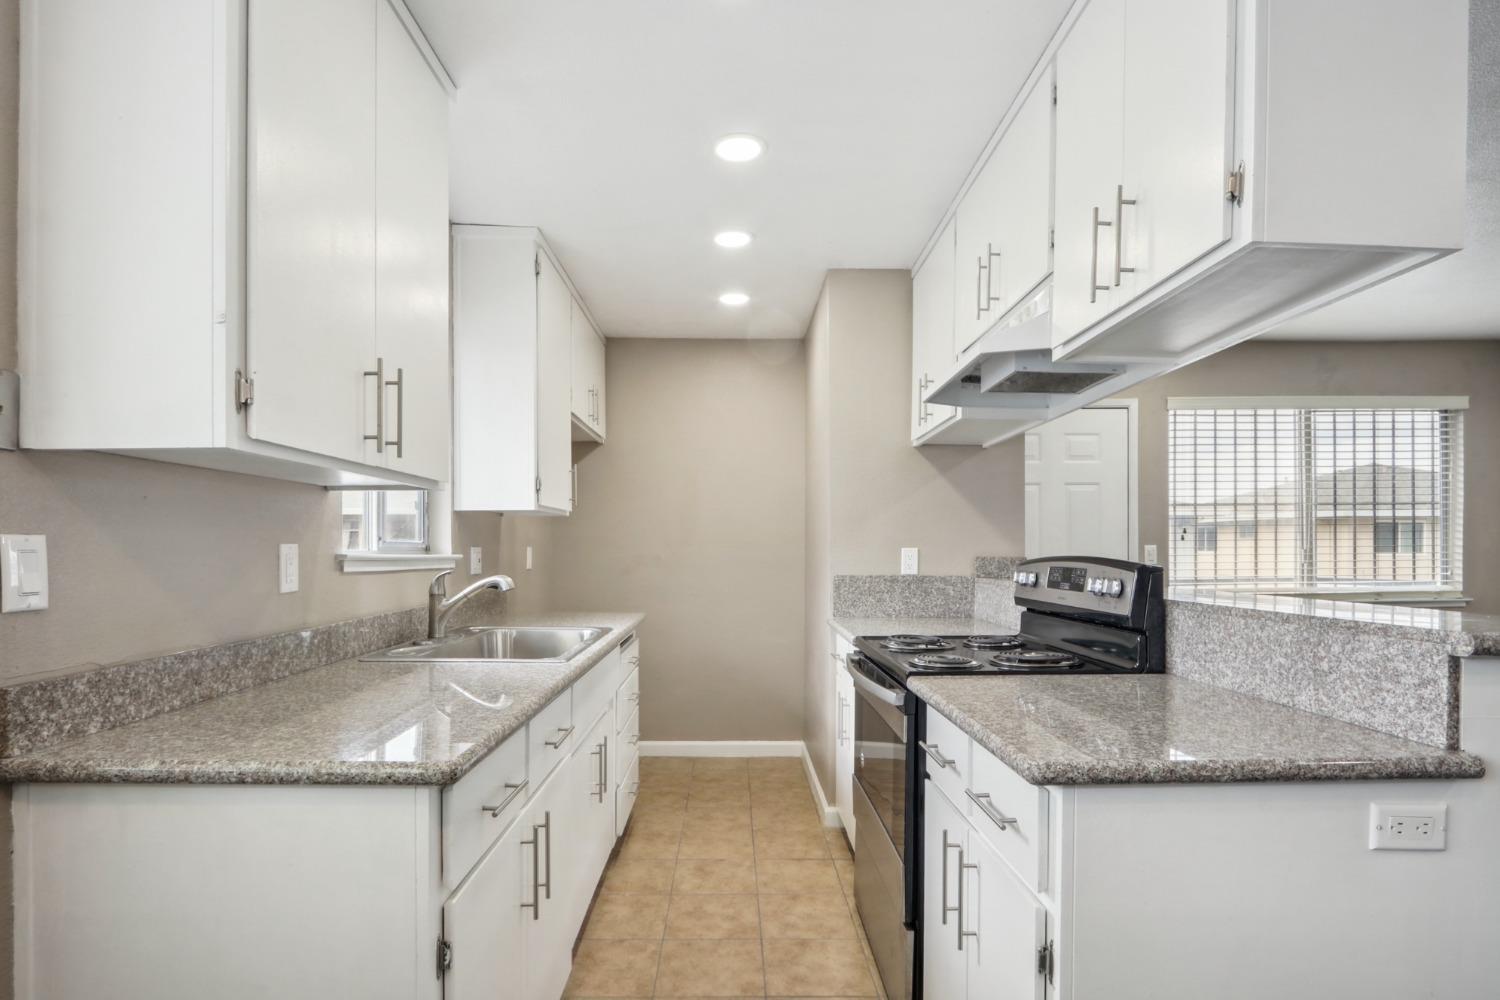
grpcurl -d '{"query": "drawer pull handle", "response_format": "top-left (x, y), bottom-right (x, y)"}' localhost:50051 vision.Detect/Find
top-left (481, 779), bottom-right (528, 818)
top-left (544, 725), bottom-right (574, 749)
top-left (918, 741), bottom-right (955, 770)
top-left (966, 789), bottom-right (1018, 832)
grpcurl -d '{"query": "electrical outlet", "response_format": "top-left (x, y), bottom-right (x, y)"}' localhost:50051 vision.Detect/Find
top-left (1143, 543), bottom-right (1159, 565)
top-left (526, 545), bottom-right (534, 571)
top-left (469, 546), bottom-right (483, 575)
top-left (900, 548), bottom-right (919, 575)
top-left (278, 543), bottom-right (299, 594)
top-left (1369, 803), bottom-right (1447, 851)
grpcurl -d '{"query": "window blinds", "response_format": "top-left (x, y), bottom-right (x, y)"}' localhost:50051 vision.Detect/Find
top-left (1167, 403), bottom-right (1464, 592)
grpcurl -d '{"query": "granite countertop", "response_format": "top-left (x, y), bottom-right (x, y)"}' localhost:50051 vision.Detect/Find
top-left (1169, 588), bottom-right (1500, 657)
top-left (830, 616), bottom-right (1011, 643)
top-left (909, 673), bottom-right (1485, 786)
top-left (0, 612), bottom-right (644, 787)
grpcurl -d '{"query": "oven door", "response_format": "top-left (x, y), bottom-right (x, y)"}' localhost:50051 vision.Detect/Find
top-left (848, 653), bottom-right (910, 861)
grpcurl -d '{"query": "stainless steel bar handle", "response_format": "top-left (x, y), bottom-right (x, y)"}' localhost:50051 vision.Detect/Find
top-left (984, 242), bottom-right (1002, 308)
top-left (958, 851), bottom-right (979, 949)
top-left (941, 830), bottom-right (959, 926)
top-left (965, 788), bottom-right (1018, 832)
top-left (1090, 207), bottom-right (1112, 303)
top-left (384, 366), bottom-right (404, 457)
top-left (362, 357), bottom-right (385, 453)
top-left (918, 740), bottom-right (955, 770)
top-left (1114, 184), bottom-right (1136, 286)
top-left (545, 725), bottom-right (575, 749)
top-left (540, 810), bottom-right (552, 898)
top-left (593, 738), bottom-right (608, 801)
top-left (916, 380), bottom-right (926, 426)
top-left (571, 464), bottom-right (578, 508)
top-left (521, 825), bottom-right (541, 919)
top-left (481, 779), bottom-right (529, 818)
top-left (975, 256), bottom-right (987, 319)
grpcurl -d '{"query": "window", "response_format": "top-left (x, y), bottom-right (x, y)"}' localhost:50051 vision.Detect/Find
top-left (1168, 399), bottom-right (1464, 594)
top-left (340, 490), bottom-right (429, 554)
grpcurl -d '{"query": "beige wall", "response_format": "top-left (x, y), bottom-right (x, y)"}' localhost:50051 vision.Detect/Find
top-left (804, 270), bottom-right (1027, 789)
top-left (544, 338), bottom-right (808, 743)
top-left (1123, 339), bottom-right (1500, 612)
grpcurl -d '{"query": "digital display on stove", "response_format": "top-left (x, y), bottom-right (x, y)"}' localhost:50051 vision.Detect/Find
top-left (1047, 566), bottom-right (1089, 592)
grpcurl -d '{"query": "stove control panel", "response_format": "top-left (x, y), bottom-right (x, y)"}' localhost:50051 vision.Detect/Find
top-left (1012, 556), bottom-right (1164, 631)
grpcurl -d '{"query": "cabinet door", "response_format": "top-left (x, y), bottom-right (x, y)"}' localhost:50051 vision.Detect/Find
top-left (1119, 0), bottom-right (1234, 301)
top-left (590, 325), bottom-right (607, 436)
top-left (523, 771), bottom-right (574, 1000)
top-left (564, 709), bottom-right (615, 933)
top-left (1051, 0), bottom-right (1126, 350)
top-left (375, 0), bottom-right (450, 481)
top-left (964, 827), bottom-right (1048, 1000)
top-left (912, 219), bottom-right (958, 441)
top-left (442, 816), bottom-right (526, 1000)
top-left (246, 0), bottom-right (376, 464)
top-left (569, 299), bottom-right (593, 428)
top-left (953, 154), bottom-right (1003, 353)
top-left (922, 781), bottom-right (968, 1000)
top-left (834, 665), bottom-right (856, 837)
top-left (536, 253), bottom-right (574, 511)
top-left (992, 71), bottom-right (1055, 321)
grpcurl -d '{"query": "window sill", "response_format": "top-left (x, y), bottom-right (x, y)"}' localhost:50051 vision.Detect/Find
top-left (336, 552), bottom-right (462, 575)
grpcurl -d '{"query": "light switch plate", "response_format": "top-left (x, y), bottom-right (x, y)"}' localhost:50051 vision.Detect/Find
top-left (900, 548), bottom-right (919, 575)
top-left (2, 534), bottom-right (49, 612)
top-left (526, 546), bottom-right (534, 571)
top-left (278, 543), bottom-right (299, 594)
top-left (1143, 544), bottom-right (1159, 565)
top-left (469, 546), bottom-right (483, 575)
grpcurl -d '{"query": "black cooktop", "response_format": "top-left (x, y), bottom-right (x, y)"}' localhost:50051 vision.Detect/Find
top-left (853, 632), bottom-right (1128, 684)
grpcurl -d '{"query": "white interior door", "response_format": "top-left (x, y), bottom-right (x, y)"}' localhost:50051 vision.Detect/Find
top-left (1025, 406), bottom-right (1131, 558)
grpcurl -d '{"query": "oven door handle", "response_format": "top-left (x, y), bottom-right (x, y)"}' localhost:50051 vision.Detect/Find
top-left (845, 656), bottom-right (905, 707)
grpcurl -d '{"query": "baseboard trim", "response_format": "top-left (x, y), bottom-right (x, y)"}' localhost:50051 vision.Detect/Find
top-left (638, 740), bottom-right (804, 758)
top-left (801, 744), bottom-right (842, 828)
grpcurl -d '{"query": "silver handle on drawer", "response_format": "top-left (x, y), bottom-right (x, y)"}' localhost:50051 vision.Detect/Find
top-left (362, 357), bottom-right (385, 453)
top-left (1114, 184), bottom-right (1136, 286)
top-left (957, 849), bottom-right (979, 950)
top-left (384, 366), bottom-right (404, 457)
top-left (965, 788), bottom-right (1018, 832)
top-left (918, 741), bottom-right (955, 770)
top-left (521, 822), bottom-right (541, 919)
top-left (481, 779), bottom-right (528, 818)
top-left (545, 725), bottom-right (574, 749)
top-left (540, 810), bottom-right (552, 899)
top-left (1090, 206), bottom-right (1112, 303)
top-left (941, 830), bottom-right (960, 926)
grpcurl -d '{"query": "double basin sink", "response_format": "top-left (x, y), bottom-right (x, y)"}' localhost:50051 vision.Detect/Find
top-left (361, 626), bottom-right (608, 664)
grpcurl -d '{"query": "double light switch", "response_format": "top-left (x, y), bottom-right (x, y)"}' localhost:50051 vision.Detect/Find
top-left (2, 534), bottom-right (49, 612)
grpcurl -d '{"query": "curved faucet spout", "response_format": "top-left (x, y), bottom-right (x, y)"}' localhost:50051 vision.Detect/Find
top-left (427, 571), bottom-right (517, 640)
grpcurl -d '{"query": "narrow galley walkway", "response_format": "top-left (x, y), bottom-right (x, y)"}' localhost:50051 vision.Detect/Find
top-left (564, 755), bottom-right (886, 999)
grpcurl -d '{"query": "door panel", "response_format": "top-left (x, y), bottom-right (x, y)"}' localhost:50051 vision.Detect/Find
top-left (247, 0), bottom-right (375, 463)
top-left (954, 153), bottom-right (1002, 352)
top-left (1025, 406), bottom-right (1130, 558)
top-left (965, 826), bottom-right (1048, 1000)
top-left (923, 782), bottom-right (967, 1000)
top-left (1051, 0), bottom-right (1125, 349)
top-left (442, 819), bottom-right (524, 1000)
top-left (991, 71), bottom-right (1055, 326)
top-left (912, 219), bottom-right (958, 440)
top-left (375, 0), bottom-right (449, 480)
top-left (1120, 0), bottom-right (1235, 301)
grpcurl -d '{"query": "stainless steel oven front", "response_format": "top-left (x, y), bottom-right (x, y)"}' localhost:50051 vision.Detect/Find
top-left (847, 653), bottom-right (916, 1000)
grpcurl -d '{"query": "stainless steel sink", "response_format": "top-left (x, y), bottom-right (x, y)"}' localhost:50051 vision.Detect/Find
top-left (362, 626), bottom-right (607, 664)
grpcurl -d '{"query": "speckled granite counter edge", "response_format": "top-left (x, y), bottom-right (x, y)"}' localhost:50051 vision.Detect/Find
top-left (0, 612), bottom-right (645, 787)
top-left (829, 616), bottom-right (1011, 644)
top-left (911, 678), bottom-right (1484, 786)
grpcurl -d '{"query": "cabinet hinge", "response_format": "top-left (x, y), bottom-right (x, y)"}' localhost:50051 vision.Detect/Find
top-left (436, 937), bottom-right (452, 978)
top-left (535, 476), bottom-right (542, 497)
top-left (534, 253), bottom-right (541, 277)
top-left (1051, 82), bottom-right (1057, 105)
top-left (1048, 227), bottom-right (1055, 250)
top-left (1037, 940), bottom-right (1055, 985)
top-left (234, 369), bottom-right (254, 411)
top-left (1226, 161), bottom-right (1245, 204)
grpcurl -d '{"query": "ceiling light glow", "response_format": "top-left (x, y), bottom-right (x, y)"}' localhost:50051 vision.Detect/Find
top-left (714, 230), bottom-right (753, 249)
top-left (714, 134), bottom-right (765, 163)
top-left (718, 291), bottom-right (750, 307)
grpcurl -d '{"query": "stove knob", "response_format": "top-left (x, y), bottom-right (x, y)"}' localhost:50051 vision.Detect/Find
top-left (1108, 578), bottom-right (1124, 598)
top-left (1025, 572), bottom-right (1038, 587)
top-left (1085, 577), bottom-right (1099, 595)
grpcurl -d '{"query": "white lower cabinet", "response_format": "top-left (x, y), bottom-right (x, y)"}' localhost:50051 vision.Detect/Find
top-left (831, 633), bottom-right (857, 838)
top-left (566, 707), bottom-right (617, 933)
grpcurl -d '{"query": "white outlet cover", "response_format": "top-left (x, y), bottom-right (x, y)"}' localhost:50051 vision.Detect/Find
top-left (1369, 802), bottom-right (1447, 850)
top-left (1143, 543), bottom-right (1159, 565)
top-left (469, 546), bottom-right (483, 575)
top-left (526, 546), bottom-right (534, 570)
top-left (900, 547), bottom-right (919, 575)
top-left (278, 543), bottom-right (299, 594)
top-left (1, 534), bottom-right (49, 613)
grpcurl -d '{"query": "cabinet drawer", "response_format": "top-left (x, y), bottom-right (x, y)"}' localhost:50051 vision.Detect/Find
top-left (616, 752), bottom-right (640, 837)
top-left (967, 742), bottom-right (1048, 891)
top-left (615, 666), bottom-right (640, 735)
top-left (920, 706), bottom-right (973, 812)
top-left (575, 646), bottom-right (622, 731)
top-left (443, 728), bottom-right (528, 886)
top-left (617, 705), bottom-right (641, 779)
top-left (527, 690), bottom-right (574, 788)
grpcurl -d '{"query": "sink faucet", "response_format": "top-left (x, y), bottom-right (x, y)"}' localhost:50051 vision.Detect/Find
top-left (428, 570), bottom-right (515, 640)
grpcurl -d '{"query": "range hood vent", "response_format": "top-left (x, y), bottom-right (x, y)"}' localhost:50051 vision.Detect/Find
top-left (977, 350), bottom-right (1124, 395)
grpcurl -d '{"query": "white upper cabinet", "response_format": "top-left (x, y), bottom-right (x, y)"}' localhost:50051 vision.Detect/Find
top-left (452, 226), bottom-right (577, 515)
top-left (912, 219), bottom-right (959, 441)
top-left (570, 302), bottom-right (608, 442)
top-left (19, 0), bottom-right (451, 488)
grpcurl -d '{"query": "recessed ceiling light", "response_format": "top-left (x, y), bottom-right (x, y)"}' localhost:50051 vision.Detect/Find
top-left (719, 291), bottom-right (750, 307)
top-left (714, 230), bottom-right (753, 249)
top-left (714, 134), bottom-right (765, 163)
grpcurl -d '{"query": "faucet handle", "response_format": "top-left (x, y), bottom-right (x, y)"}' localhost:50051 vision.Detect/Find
top-left (428, 570), bottom-right (453, 597)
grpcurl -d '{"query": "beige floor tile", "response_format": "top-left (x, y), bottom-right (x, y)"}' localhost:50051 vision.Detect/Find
top-left (754, 827), bottom-right (832, 860)
top-left (672, 858), bottom-right (759, 894)
top-left (825, 828), bottom-right (853, 860)
top-left (582, 892), bottom-right (671, 940)
top-left (602, 858), bottom-right (676, 894)
top-left (655, 939), bottom-right (765, 997)
top-left (751, 784), bottom-right (817, 808)
top-left (747, 755), bottom-right (804, 774)
top-left (749, 772), bottom-right (809, 793)
top-left (759, 892), bottom-right (857, 939)
top-left (564, 938), bottom-right (661, 997)
top-left (641, 756), bottom-right (695, 776)
top-left (678, 826), bottom-right (755, 860)
top-left (751, 802), bottom-right (826, 831)
top-left (691, 757), bottom-right (750, 775)
top-left (689, 785), bottom-right (753, 807)
top-left (616, 826), bottom-right (682, 861)
top-left (834, 859), bottom-right (855, 894)
top-left (682, 809), bottom-right (753, 836)
top-left (758, 858), bottom-right (841, 893)
top-left (664, 893), bottom-right (761, 939)
top-left (627, 811), bottom-right (687, 837)
top-left (763, 938), bottom-right (877, 997)
top-left (635, 789), bottom-right (692, 814)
